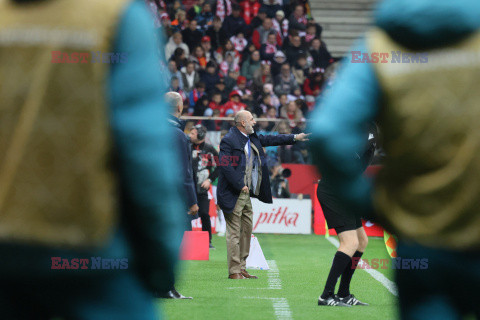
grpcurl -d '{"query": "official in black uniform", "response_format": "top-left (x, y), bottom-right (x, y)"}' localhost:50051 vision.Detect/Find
top-left (317, 129), bottom-right (376, 307)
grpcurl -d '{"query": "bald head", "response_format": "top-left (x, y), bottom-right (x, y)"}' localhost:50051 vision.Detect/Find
top-left (234, 110), bottom-right (250, 126)
top-left (235, 110), bottom-right (256, 135)
top-left (165, 91), bottom-right (183, 117)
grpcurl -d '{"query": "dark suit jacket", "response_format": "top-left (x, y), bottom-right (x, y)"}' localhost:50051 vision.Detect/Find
top-left (169, 116), bottom-right (197, 209)
top-left (217, 126), bottom-right (295, 213)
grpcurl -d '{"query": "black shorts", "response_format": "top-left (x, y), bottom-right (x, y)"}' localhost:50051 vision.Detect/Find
top-left (317, 182), bottom-right (362, 234)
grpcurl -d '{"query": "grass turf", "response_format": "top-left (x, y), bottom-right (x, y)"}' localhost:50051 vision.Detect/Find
top-left (160, 234), bottom-right (398, 320)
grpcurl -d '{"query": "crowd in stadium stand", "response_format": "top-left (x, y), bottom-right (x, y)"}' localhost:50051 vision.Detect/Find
top-left (147, 0), bottom-right (337, 164)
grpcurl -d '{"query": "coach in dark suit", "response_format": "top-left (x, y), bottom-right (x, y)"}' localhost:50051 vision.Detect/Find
top-left (165, 92), bottom-right (198, 299)
top-left (217, 110), bottom-right (310, 279)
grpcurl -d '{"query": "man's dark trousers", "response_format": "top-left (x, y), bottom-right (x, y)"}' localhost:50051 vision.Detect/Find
top-left (197, 193), bottom-right (212, 243)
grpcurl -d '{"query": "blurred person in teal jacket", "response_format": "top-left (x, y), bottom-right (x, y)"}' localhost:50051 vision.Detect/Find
top-left (0, 0), bottom-right (184, 319)
top-left (309, 0), bottom-right (480, 318)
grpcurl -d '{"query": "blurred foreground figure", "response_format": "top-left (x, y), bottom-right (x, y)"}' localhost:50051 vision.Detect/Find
top-left (0, 0), bottom-right (184, 319)
top-left (309, 0), bottom-right (480, 318)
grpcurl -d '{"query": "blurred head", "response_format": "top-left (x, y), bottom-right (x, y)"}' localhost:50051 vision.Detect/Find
top-left (171, 77), bottom-right (179, 89)
top-left (277, 120), bottom-right (291, 134)
top-left (281, 63), bottom-right (290, 76)
top-left (292, 35), bottom-right (301, 47)
top-left (213, 16), bottom-right (222, 29)
top-left (279, 94), bottom-right (288, 105)
top-left (172, 32), bottom-right (183, 45)
top-left (215, 79), bottom-right (225, 90)
top-left (287, 101), bottom-right (297, 113)
top-left (235, 110), bottom-right (256, 135)
top-left (267, 32), bottom-right (277, 45)
top-left (262, 63), bottom-right (271, 75)
top-left (201, 37), bottom-right (211, 51)
top-left (297, 55), bottom-right (307, 68)
top-left (173, 48), bottom-right (185, 61)
top-left (224, 40), bottom-right (234, 51)
top-left (263, 94), bottom-right (271, 105)
top-left (263, 18), bottom-right (273, 30)
top-left (275, 10), bottom-right (285, 21)
top-left (212, 93), bottom-right (222, 104)
top-left (202, 3), bottom-right (211, 13)
top-left (311, 38), bottom-right (321, 50)
top-left (194, 46), bottom-right (205, 57)
top-left (165, 91), bottom-right (183, 116)
top-left (228, 70), bottom-right (239, 80)
top-left (295, 98), bottom-right (306, 111)
top-left (263, 83), bottom-right (273, 93)
top-left (294, 5), bottom-right (304, 17)
top-left (251, 50), bottom-right (260, 62)
top-left (189, 19), bottom-right (198, 31)
top-left (258, 10), bottom-right (267, 21)
top-left (186, 61), bottom-right (195, 73)
top-left (274, 51), bottom-right (286, 64)
top-left (267, 106), bottom-right (277, 118)
top-left (232, 6), bottom-right (240, 17)
top-left (206, 61), bottom-right (216, 74)
top-left (189, 124), bottom-right (207, 144)
top-left (307, 23), bottom-right (316, 36)
top-left (168, 60), bottom-right (177, 72)
top-left (176, 10), bottom-right (186, 21)
top-left (197, 81), bottom-right (206, 93)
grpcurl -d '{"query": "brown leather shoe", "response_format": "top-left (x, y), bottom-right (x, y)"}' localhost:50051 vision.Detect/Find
top-left (228, 273), bottom-right (246, 279)
top-left (241, 269), bottom-right (258, 279)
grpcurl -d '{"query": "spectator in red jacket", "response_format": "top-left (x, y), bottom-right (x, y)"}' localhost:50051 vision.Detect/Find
top-left (303, 68), bottom-right (324, 97)
top-left (252, 18), bottom-right (282, 50)
top-left (220, 90), bottom-right (246, 116)
top-left (209, 92), bottom-right (223, 112)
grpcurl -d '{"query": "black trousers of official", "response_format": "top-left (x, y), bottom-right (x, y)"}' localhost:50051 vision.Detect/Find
top-left (197, 193), bottom-right (212, 243)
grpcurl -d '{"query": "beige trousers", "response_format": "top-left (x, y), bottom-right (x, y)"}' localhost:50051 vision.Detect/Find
top-left (225, 191), bottom-right (253, 275)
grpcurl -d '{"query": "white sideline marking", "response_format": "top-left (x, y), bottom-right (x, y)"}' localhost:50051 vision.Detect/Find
top-left (226, 287), bottom-right (280, 290)
top-left (243, 297), bottom-right (292, 320)
top-left (326, 237), bottom-right (398, 296)
top-left (266, 260), bottom-right (282, 289)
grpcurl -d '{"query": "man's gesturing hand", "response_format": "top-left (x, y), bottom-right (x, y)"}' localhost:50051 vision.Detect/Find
top-left (294, 133), bottom-right (311, 141)
top-left (241, 186), bottom-right (249, 193)
top-left (189, 204), bottom-right (199, 215)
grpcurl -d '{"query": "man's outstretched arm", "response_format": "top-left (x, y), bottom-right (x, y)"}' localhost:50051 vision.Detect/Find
top-left (258, 132), bottom-right (310, 147)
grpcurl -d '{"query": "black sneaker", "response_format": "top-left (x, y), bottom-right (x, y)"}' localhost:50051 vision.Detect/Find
top-left (209, 243), bottom-right (215, 250)
top-left (318, 295), bottom-right (351, 307)
top-left (158, 288), bottom-right (193, 299)
top-left (338, 294), bottom-right (368, 306)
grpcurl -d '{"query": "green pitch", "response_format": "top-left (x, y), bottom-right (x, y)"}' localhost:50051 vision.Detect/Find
top-left (160, 234), bottom-right (398, 320)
